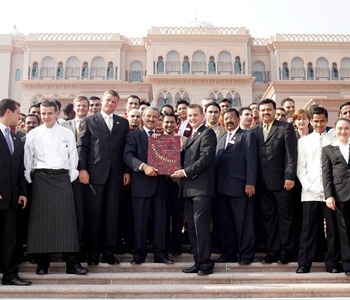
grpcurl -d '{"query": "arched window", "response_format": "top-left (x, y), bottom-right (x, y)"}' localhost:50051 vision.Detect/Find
top-left (174, 90), bottom-right (190, 103)
top-left (56, 62), bottom-right (64, 80)
top-left (157, 90), bottom-right (174, 107)
top-left (156, 56), bottom-right (164, 74)
top-left (340, 57), bottom-right (350, 80)
top-left (15, 69), bottom-right (21, 81)
top-left (166, 51), bottom-right (180, 74)
top-left (291, 57), bottom-right (304, 80)
top-left (82, 62), bottom-right (89, 80)
top-left (225, 90), bottom-right (241, 107)
top-left (66, 56), bottom-right (80, 79)
top-left (281, 62), bottom-right (289, 80)
top-left (107, 62), bottom-right (115, 80)
top-left (315, 57), bottom-right (330, 80)
top-left (234, 56), bottom-right (242, 74)
top-left (31, 62), bottom-right (39, 80)
top-left (91, 56), bottom-right (105, 79)
top-left (218, 51), bottom-right (232, 74)
top-left (332, 62), bottom-right (339, 80)
top-left (192, 51), bottom-right (206, 74)
top-left (307, 62), bottom-right (314, 80)
top-left (182, 56), bottom-right (190, 74)
top-left (130, 60), bottom-right (143, 82)
top-left (208, 56), bottom-right (216, 74)
top-left (40, 57), bottom-right (55, 79)
top-left (252, 61), bottom-right (266, 83)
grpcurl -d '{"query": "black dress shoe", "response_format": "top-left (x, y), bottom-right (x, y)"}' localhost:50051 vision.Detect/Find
top-left (261, 255), bottom-right (277, 264)
top-left (239, 260), bottom-right (252, 265)
top-left (102, 256), bottom-right (119, 265)
top-left (277, 255), bottom-right (289, 264)
top-left (2, 277), bottom-right (32, 286)
top-left (214, 255), bottom-right (237, 263)
top-left (87, 256), bottom-right (99, 266)
top-left (131, 258), bottom-right (143, 265)
top-left (66, 264), bottom-right (88, 275)
top-left (154, 257), bottom-right (174, 264)
top-left (197, 268), bottom-right (213, 275)
top-left (36, 267), bottom-right (48, 275)
top-left (326, 267), bottom-right (341, 273)
top-left (296, 266), bottom-right (310, 273)
top-left (183, 265), bottom-right (200, 273)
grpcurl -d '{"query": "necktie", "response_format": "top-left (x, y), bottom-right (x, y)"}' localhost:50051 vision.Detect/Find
top-left (105, 115), bottom-right (113, 131)
top-left (4, 128), bottom-right (13, 154)
top-left (148, 130), bottom-right (154, 137)
top-left (191, 131), bottom-right (197, 139)
top-left (225, 132), bottom-right (233, 149)
top-left (263, 123), bottom-right (269, 141)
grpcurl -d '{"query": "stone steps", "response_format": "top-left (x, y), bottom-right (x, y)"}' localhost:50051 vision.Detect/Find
top-left (5, 254), bottom-right (350, 298)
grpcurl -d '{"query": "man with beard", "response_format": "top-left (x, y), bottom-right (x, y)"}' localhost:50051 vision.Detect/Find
top-left (205, 102), bottom-right (225, 138)
top-left (127, 109), bottom-right (142, 131)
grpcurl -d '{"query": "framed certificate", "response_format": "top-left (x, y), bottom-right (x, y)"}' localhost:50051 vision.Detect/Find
top-left (148, 135), bottom-right (181, 175)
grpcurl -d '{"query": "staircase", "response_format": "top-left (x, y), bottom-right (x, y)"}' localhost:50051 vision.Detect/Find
top-left (3, 254), bottom-right (350, 298)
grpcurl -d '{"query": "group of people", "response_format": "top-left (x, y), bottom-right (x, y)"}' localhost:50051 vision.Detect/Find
top-left (1, 92), bottom-right (350, 286)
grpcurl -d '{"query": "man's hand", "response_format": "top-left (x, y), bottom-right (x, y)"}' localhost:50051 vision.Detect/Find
top-left (284, 179), bottom-right (295, 191)
top-left (79, 170), bottom-right (90, 184)
top-left (142, 164), bottom-right (158, 176)
top-left (170, 169), bottom-right (185, 179)
top-left (326, 197), bottom-right (336, 210)
top-left (123, 173), bottom-right (131, 185)
top-left (18, 195), bottom-right (27, 209)
top-left (245, 185), bottom-right (255, 197)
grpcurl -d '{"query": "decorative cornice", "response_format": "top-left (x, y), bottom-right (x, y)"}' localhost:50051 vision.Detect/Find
top-left (143, 75), bottom-right (255, 85)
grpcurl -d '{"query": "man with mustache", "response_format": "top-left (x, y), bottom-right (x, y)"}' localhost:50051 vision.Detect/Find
top-left (252, 98), bottom-right (297, 265)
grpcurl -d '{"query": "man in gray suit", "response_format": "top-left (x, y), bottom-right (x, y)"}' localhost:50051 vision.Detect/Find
top-left (171, 104), bottom-right (217, 275)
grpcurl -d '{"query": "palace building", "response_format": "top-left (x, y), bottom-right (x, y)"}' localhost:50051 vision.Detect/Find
top-left (1, 21), bottom-right (350, 117)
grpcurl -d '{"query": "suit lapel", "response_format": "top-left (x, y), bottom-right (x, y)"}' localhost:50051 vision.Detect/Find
top-left (111, 114), bottom-right (121, 133)
top-left (186, 125), bottom-right (205, 148)
top-left (264, 120), bottom-right (278, 143)
top-left (96, 113), bottom-right (110, 132)
top-left (333, 146), bottom-right (349, 167)
top-left (0, 130), bottom-right (14, 156)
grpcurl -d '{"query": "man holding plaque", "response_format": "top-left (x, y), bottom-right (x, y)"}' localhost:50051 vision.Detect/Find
top-left (124, 107), bottom-right (174, 265)
top-left (171, 104), bottom-right (217, 275)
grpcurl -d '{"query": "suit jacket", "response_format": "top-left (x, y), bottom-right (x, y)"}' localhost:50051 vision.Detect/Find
top-left (124, 129), bottom-right (166, 198)
top-left (0, 130), bottom-right (26, 210)
top-left (322, 144), bottom-right (350, 202)
top-left (252, 119), bottom-right (297, 191)
top-left (77, 112), bottom-right (129, 185)
top-left (61, 119), bottom-right (79, 140)
top-left (216, 128), bottom-right (258, 197)
top-left (180, 125), bottom-right (217, 198)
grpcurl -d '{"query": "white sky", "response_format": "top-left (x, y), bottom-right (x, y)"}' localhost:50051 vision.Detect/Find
top-left (1, 0), bottom-right (350, 38)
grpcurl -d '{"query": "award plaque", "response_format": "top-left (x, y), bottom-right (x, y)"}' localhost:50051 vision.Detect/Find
top-left (148, 135), bottom-right (181, 175)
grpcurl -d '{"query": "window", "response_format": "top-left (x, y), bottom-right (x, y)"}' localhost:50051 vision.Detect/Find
top-left (208, 56), bottom-right (216, 74)
top-left (130, 60), bottom-right (143, 82)
top-left (332, 62), bottom-right (339, 80)
top-left (281, 62), bottom-right (289, 80)
top-left (31, 62), bottom-right (39, 79)
top-left (291, 57), bottom-right (304, 80)
top-left (157, 56), bottom-right (164, 74)
top-left (307, 62), bottom-right (314, 80)
top-left (340, 57), bottom-right (350, 80)
top-left (56, 62), bottom-right (64, 80)
top-left (174, 90), bottom-right (190, 103)
top-left (82, 62), bottom-right (89, 80)
top-left (315, 57), bottom-right (330, 80)
top-left (91, 57), bottom-right (105, 79)
top-left (15, 69), bottom-right (21, 81)
top-left (66, 57), bottom-right (80, 79)
top-left (40, 57), bottom-right (55, 79)
top-left (218, 51), bottom-right (232, 74)
top-left (157, 90), bottom-right (173, 107)
top-left (192, 51), bottom-right (206, 74)
top-left (107, 62), bottom-right (115, 79)
top-left (182, 56), bottom-right (190, 74)
top-left (166, 51), bottom-right (180, 74)
top-left (252, 61), bottom-right (266, 83)
top-left (234, 56), bottom-right (242, 74)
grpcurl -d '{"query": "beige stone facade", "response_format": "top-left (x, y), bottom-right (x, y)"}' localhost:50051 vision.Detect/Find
top-left (1, 22), bottom-right (350, 117)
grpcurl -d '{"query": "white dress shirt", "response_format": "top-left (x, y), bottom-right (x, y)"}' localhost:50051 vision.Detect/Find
top-left (297, 131), bottom-right (335, 202)
top-left (24, 122), bottom-right (79, 183)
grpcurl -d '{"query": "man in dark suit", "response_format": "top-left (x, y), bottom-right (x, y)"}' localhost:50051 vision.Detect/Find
top-left (77, 90), bottom-right (130, 265)
top-left (124, 107), bottom-right (173, 265)
top-left (252, 98), bottom-right (297, 264)
top-left (322, 118), bottom-right (350, 276)
top-left (215, 108), bottom-right (258, 265)
top-left (171, 104), bottom-right (217, 275)
top-left (0, 98), bottom-right (31, 286)
top-left (62, 96), bottom-right (89, 256)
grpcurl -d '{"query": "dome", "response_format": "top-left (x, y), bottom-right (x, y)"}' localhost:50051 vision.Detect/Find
top-left (186, 20), bottom-right (215, 28)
